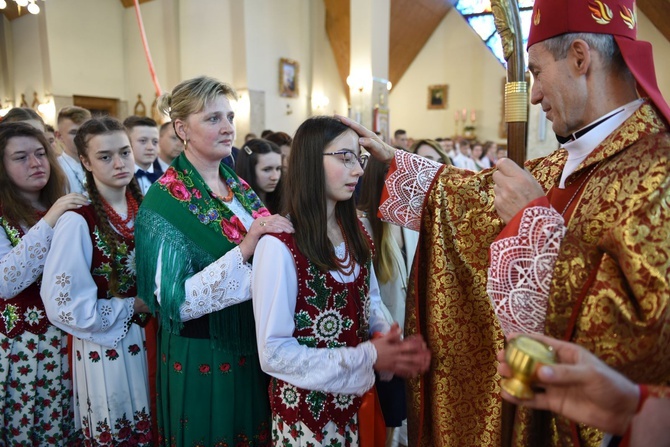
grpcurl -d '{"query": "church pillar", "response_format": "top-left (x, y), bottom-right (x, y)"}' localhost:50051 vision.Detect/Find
top-left (348, 0), bottom-right (390, 132)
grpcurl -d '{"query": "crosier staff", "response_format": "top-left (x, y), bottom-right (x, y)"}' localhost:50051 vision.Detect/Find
top-left (490, 1), bottom-right (528, 446)
top-left (492, 0), bottom-right (528, 166)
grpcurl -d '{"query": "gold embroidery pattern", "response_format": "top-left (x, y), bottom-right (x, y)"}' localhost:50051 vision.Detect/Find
top-left (405, 103), bottom-right (670, 447)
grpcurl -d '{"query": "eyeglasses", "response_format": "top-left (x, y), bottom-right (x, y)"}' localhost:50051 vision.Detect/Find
top-left (323, 150), bottom-right (368, 170)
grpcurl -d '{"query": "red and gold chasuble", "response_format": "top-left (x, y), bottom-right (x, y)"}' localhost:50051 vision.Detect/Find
top-left (385, 103), bottom-right (670, 447)
top-left (268, 232), bottom-right (371, 435)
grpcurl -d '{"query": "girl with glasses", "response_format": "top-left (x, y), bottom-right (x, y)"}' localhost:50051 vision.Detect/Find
top-left (252, 116), bottom-right (430, 446)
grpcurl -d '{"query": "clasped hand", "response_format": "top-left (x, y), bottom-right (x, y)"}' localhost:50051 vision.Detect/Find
top-left (372, 323), bottom-right (431, 378)
top-left (492, 158), bottom-right (545, 223)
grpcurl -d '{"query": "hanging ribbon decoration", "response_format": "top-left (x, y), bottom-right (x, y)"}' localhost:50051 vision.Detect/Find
top-left (491, 1), bottom-right (528, 445)
top-left (133, 0), bottom-right (162, 97)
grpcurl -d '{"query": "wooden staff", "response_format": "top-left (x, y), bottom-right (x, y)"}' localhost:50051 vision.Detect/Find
top-left (492, 0), bottom-right (528, 166)
top-left (491, 1), bottom-right (528, 445)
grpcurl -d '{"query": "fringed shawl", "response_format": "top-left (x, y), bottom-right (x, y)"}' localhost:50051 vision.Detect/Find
top-left (135, 153), bottom-right (270, 352)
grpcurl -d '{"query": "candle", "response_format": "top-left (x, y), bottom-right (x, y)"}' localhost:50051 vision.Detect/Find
top-left (471, 110), bottom-right (476, 122)
top-left (462, 108), bottom-right (467, 120)
top-left (455, 111), bottom-right (460, 121)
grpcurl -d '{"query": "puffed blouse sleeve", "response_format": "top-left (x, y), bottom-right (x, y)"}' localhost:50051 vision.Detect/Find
top-left (41, 212), bottom-right (135, 348)
top-left (253, 235), bottom-right (381, 396)
top-left (0, 219), bottom-right (53, 299)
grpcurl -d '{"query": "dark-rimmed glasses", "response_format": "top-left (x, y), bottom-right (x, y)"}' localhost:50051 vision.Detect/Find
top-left (323, 150), bottom-right (368, 169)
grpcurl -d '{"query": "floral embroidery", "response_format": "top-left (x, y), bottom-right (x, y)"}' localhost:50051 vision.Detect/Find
top-left (173, 362), bottom-right (183, 373)
top-left (158, 165), bottom-right (271, 244)
top-left (238, 356), bottom-right (246, 367)
top-left (2, 304), bottom-right (20, 333)
top-left (55, 273), bottom-right (71, 287)
top-left (198, 364), bottom-right (211, 375)
top-left (128, 344), bottom-right (141, 356)
top-left (58, 311), bottom-right (73, 325)
top-left (55, 292), bottom-right (71, 307)
top-left (0, 216), bottom-right (22, 246)
top-left (92, 227), bottom-right (135, 295)
top-left (219, 363), bottom-right (231, 373)
top-left (105, 349), bottom-right (119, 360)
top-left (22, 306), bottom-right (44, 326)
top-left (88, 351), bottom-right (101, 363)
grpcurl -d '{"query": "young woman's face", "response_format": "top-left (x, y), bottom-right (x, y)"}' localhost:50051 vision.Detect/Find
top-left (80, 131), bottom-right (135, 192)
top-left (323, 129), bottom-right (364, 207)
top-left (254, 152), bottom-right (282, 193)
top-left (3, 136), bottom-right (50, 195)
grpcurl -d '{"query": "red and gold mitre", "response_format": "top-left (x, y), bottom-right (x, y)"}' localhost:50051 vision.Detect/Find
top-left (528, 0), bottom-right (670, 124)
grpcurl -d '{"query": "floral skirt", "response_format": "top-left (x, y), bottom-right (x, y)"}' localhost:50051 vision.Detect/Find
top-left (156, 330), bottom-right (271, 446)
top-left (0, 326), bottom-right (81, 446)
top-left (272, 415), bottom-right (359, 447)
top-left (72, 324), bottom-right (153, 446)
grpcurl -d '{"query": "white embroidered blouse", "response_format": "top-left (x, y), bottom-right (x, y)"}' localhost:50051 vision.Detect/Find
top-left (252, 235), bottom-right (391, 397)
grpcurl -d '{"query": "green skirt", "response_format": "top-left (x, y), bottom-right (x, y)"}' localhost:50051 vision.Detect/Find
top-left (156, 330), bottom-right (271, 446)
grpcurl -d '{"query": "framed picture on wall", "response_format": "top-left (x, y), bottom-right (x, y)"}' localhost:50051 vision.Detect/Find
top-left (427, 84), bottom-right (448, 109)
top-left (279, 58), bottom-right (299, 98)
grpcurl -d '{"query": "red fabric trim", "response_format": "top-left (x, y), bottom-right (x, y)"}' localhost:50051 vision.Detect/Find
top-left (569, 422), bottom-right (582, 446)
top-left (494, 196), bottom-right (550, 243)
top-left (635, 384), bottom-right (649, 413)
top-left (378, 157), bottom-right (398, 220)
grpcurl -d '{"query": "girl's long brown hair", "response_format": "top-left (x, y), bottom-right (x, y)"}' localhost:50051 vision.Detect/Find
top-left (74, 117), bottom-right (143, 294)
top-left (282, 116), bottom-right (370, 271)
top-left (0, 122), bottom-right (67, 227)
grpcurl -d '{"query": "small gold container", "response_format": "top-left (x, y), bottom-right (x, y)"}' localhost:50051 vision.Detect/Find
top-left (501, 335), bottom-right (556, 400)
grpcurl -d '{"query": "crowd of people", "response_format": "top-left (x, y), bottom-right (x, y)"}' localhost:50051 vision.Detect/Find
top-left (1, 0), bottom-right (669, 445)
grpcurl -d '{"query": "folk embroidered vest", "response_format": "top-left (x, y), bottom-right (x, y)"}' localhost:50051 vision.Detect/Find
top-left (0, 215), bottom-right (50, 338)
top-left (268, 231), bottom-right (372, 433)
top-left (76, 205), bottom-right (136, 298)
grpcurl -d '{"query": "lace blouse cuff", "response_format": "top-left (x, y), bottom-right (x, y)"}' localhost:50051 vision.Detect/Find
top-left (379, 150), bottom-right (441, 231)
top-left (180, 246), bottom-right (252, 321)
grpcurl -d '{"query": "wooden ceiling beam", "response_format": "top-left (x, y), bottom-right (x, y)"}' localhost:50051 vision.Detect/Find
top-left (119, 0), bottom-right (154, 8)
top-left (389, 0), bottom-right (454, 88)
top-left (324, 0), bottom-right (351, 101)
top-left (638, 0), bottom-right (670, 43)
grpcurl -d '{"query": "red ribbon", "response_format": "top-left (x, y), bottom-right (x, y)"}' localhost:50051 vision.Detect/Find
top-left (133, 0), bottom-right (162, 97)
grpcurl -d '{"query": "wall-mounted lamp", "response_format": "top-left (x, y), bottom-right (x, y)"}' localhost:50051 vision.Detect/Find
top-left (0, 0), bottom-right (43, 15)
top-left (0, 98), bottom-right (12, 117)
top-left (311, 93), bottom-right (330, 110)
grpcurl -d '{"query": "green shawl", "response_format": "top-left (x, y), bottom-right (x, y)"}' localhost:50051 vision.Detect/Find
top-left (135, 153), bottom-right (270, 352)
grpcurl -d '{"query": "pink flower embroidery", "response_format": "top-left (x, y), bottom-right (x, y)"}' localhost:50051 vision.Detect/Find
top-left (159, 167), bottom-right (178, 185)
top-left (168, 182), bottom-right (192, 201)
top-left (220, 215), bottom-right (245, 244)
top-left (252, 208), bottom-right (271, 219)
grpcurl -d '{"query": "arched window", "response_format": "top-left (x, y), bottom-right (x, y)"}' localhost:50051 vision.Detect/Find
top-left (455, 0), bottom-right (535, 67)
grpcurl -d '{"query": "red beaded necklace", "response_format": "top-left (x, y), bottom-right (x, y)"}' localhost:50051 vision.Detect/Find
top-left (334, 218), bottom-right (356, 276)
top-left (101, 190), bottom-right (138, 240)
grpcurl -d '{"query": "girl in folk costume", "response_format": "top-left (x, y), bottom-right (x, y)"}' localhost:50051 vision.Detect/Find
top-left (234, 138), bottom-right (283, 214)
top-left (134, 76), bottom-right (293, 447)
top-left (0, 122), bottom-right (88, 445)
top-left (252, 116), bottom-right (431, 447)
top-left (41, 117), bottom-right (156, 445)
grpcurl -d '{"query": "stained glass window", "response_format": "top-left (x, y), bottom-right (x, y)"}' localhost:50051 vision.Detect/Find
top-left (455, 0), bottom-right (535, 67)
